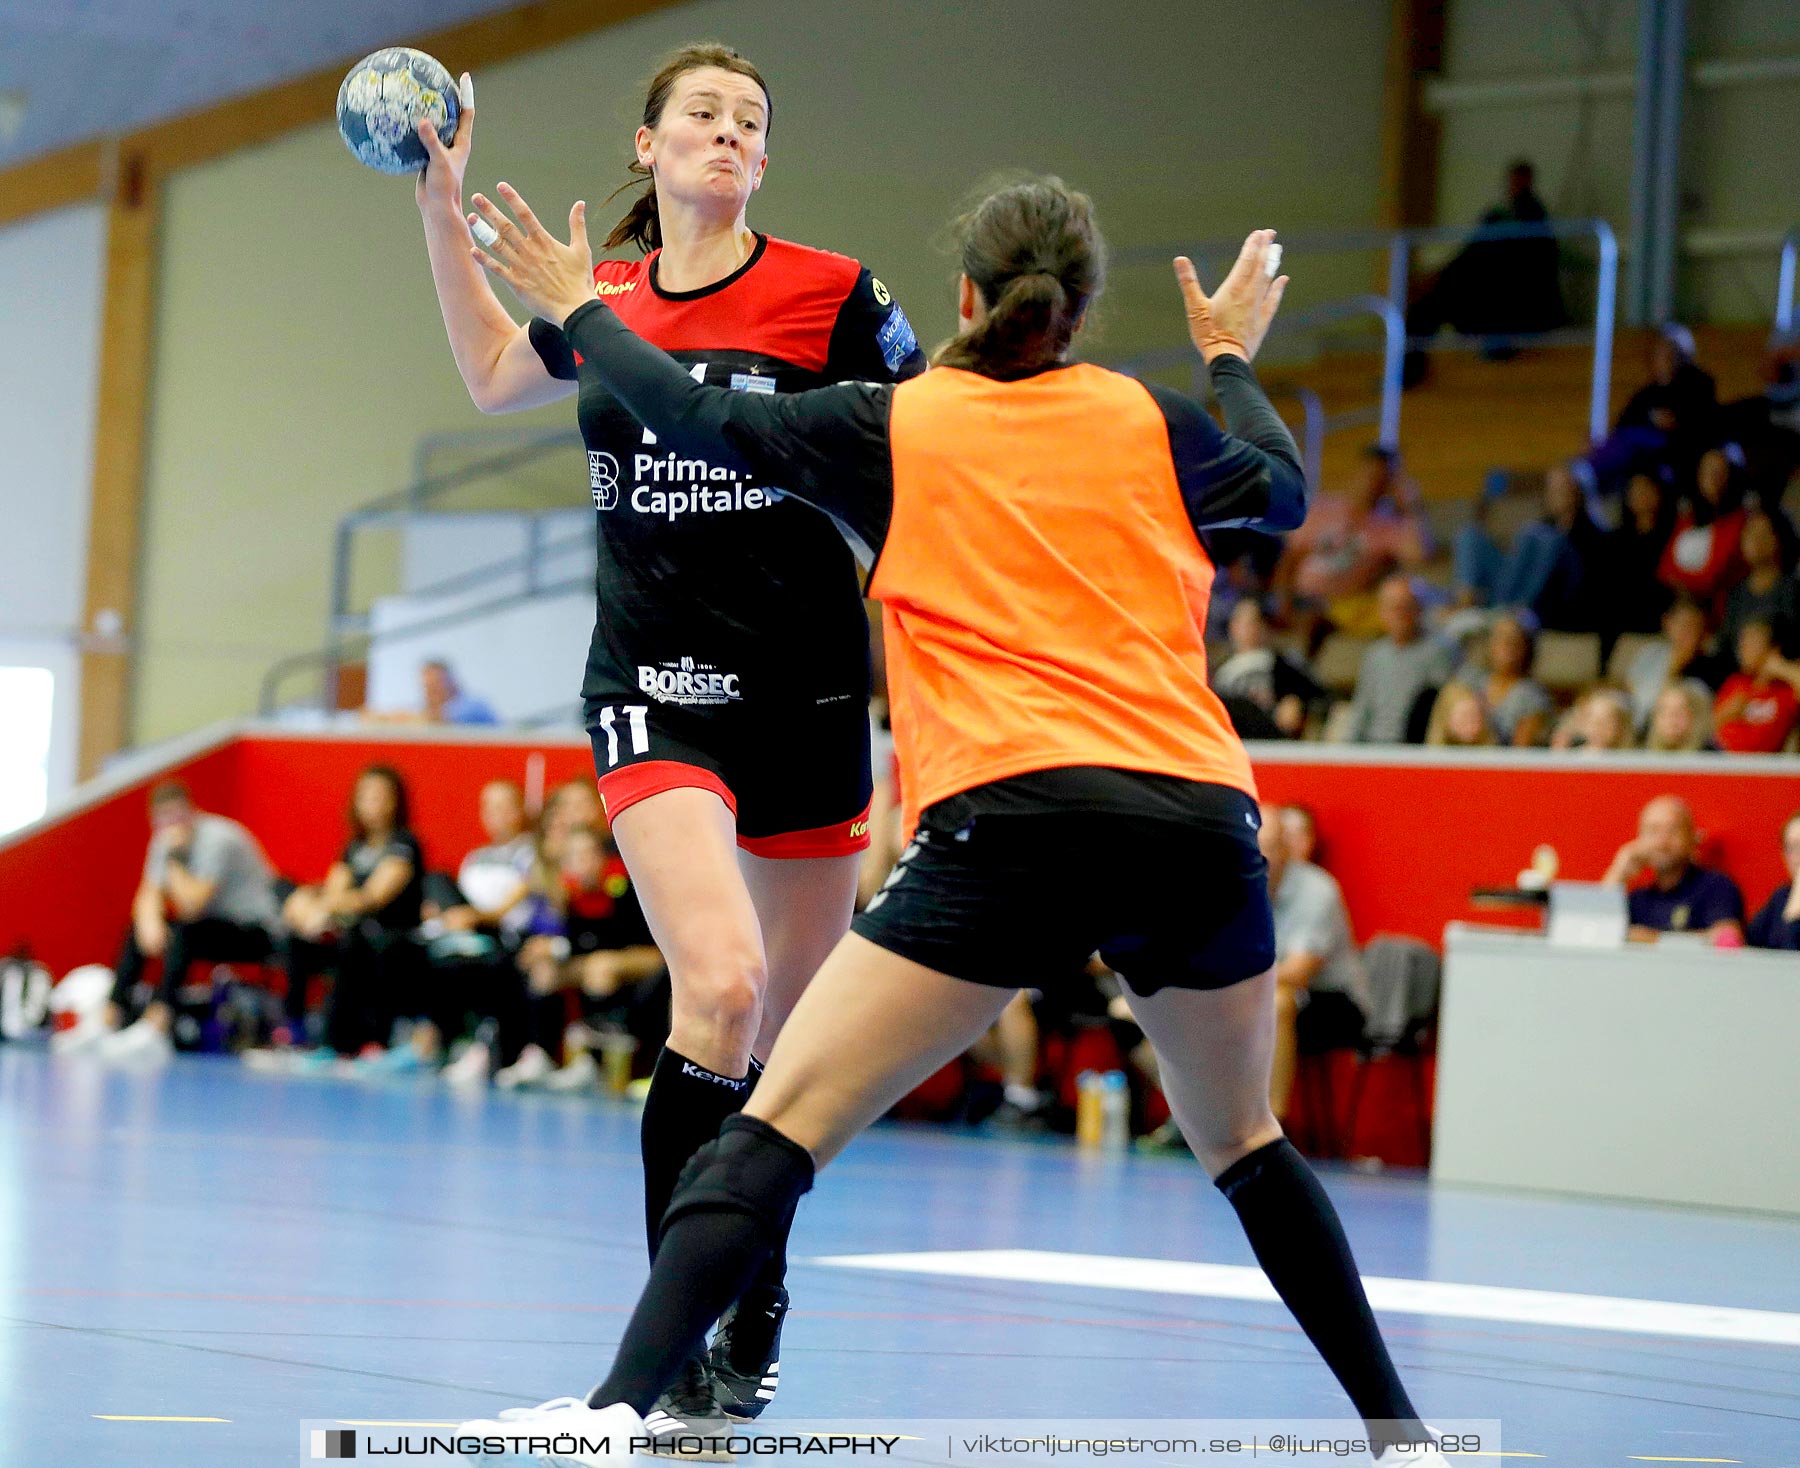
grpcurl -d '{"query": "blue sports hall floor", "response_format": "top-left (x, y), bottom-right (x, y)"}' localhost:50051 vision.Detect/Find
top-left (2, 1046), bottom-right (1796, 1466)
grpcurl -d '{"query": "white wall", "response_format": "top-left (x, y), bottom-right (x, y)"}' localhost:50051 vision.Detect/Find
top-left (0, 201), bottom-right (106, 809)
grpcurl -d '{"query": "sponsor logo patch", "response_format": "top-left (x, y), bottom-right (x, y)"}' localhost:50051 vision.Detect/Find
top-left (588, 450), bottom-right (620, 509)
top-left (877, 304), bottom-right (918, 373)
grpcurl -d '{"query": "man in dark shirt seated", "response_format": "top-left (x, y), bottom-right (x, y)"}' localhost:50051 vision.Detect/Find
top-left (1603, 794), bottom-right (1745, 943)
top-left (1747, 812), bottom-right (1800, 951)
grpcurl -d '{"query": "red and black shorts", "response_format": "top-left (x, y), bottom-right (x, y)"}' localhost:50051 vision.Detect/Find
top-left (584, 693), bottom-right (873, 860)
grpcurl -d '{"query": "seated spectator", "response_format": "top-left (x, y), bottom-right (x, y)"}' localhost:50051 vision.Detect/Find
top-left (496, 823), bottom-right (664, 1090)
top-left (1581, 325), bottom-right (1718, 495)
top-left (1259, 803), bottom-right (1369, 1121)
top-left (1720, 334), bottom-right (1800, 491)
top-left (1281, 803), bottom-right (1320, 866)
top-left (1276, 447), bottom-right (1433, 639)
top-left (1720, 510), bottom-right (1799, 658)
top-left (1659, 449), bottom-right (1748, 615)
top-left (1550, 687), bottom-right (1636, 753)
top-left (1466, 613), bottom-right (1554, 746)
top-left (278, 765), bottom-right (425, 1059)
top-left (1603, 794), bottom-right (1744, 943)
top-left (81, 781), bottom-right (279, 1063)
top-left (1212, 599), bottom-right (1326, 739)
top-left (1626, 597), bottom-right (1732, 729)
top-left (1453, 465), bottom-right (1602, 630)
top-left (1424, 682), bottom-right (1497, 747)
top-left (1713, 619), bottom-right (1800, 754)
top-left (1604, 473), bottom-right (1677, 640)
top-left (1403, 159), bottom-right (1565, 383)
top-left (368, 657), bottom-right (499, 727)
top-left (1642, 681), bottom-right (1717, 753)
top-left (1747, 811), bottom-right (1800, 951)
top-left (408, 780), bottom-right (541, 1083)
top-left (966, 990), bottom-right (1051, 1128)
top-left (1344, 576), bottom-right (1456, 743)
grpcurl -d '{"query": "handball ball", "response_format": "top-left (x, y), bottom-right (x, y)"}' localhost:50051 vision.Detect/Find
top-left (337, 47), bottom-right (459, 175)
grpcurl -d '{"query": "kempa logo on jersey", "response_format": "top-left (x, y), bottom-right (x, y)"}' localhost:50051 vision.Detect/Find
top-left (588, 450), bottom-right (621, 510)
top-left (594, 279), bottom-right (637, 296)
top-left (638, 656), bottom-right (742, 706)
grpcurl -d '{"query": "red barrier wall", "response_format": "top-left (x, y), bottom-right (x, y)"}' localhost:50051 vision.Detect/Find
top-left (1251, 752), bottom-right (1798, 946)
top-left (3, 728), bottom-right (1796, 977)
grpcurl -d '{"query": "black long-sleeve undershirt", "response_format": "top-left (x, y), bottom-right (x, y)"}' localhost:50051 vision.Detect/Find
top-left (559, 298), bottom-right (1308, 556)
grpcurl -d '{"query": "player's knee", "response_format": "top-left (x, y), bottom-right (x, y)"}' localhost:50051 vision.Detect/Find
top-left (673, 950), bottom-right (767, 1034)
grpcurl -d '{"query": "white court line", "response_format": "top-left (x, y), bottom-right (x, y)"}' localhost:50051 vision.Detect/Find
top-left (811, 1250), bottom-right (1800, 1348)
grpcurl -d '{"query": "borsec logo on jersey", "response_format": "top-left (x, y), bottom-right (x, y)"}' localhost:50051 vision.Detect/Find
top-left (588, 450), bottom-right (621, 510)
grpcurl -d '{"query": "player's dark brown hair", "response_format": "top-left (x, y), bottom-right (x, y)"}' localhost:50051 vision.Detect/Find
top-left (936, 176), bottom-right (1106, 382)
top-left (604, 43), bottom-right (773, 256)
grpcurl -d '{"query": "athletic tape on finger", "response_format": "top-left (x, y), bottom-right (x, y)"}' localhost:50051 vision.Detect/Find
top-left (470, 217), bottom-right (499, 248)
top-left (460, 74), bottom-right (474, 111)
top-left (1265, 243), bottom-right (1282, 280)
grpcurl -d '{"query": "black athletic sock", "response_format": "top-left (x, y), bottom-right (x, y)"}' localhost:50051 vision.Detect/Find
top-left (1215, 1138), bottom-right (1426, 1448)
top-left (592, 1115), bottom-right (814, 1413)
top-left (640, 1046), bottom-right (752, 1260)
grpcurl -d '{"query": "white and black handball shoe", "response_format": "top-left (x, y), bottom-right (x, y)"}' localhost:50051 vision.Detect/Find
top-left (708, 1283), bottom-right (788, 1422)
top-left (641, 1355), bottom-right (738, 1461)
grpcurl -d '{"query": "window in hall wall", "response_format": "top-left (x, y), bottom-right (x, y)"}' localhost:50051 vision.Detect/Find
top-left (0, 668), bottom-right (53, 836)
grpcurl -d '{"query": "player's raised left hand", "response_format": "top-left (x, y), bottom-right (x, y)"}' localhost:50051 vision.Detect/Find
top-left (468, 182), bottom-right (594, 325)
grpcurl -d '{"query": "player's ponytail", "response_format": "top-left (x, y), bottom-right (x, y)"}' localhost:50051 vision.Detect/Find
top-left (605, 42), bottom-right (774, 257)
top-left (936, 177), bottom-right (1106, 381)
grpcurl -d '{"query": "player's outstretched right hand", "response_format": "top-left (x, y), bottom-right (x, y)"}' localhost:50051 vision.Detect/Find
top-left (416, 71), bottom-right (475, 213)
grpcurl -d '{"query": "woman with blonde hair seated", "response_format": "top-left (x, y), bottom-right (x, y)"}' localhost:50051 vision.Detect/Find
top-left (1551, 687), bottom-right (1637, 752)
top-left (1643, 681), bottom-right (1716, 752)
top-left (1424, 682), bottom-right (1498, 747)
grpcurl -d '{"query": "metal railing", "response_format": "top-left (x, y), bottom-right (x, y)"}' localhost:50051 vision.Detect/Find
top-left (1113, 218), bottom-right (1620, 444)
top-left (1778, 229), bottom-right (1798, 334)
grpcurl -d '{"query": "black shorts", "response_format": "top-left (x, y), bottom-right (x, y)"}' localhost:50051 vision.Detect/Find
top-left (585, 693), bottom-right (873, 859)
top-left (852, 810), bottom-right (1275, 996)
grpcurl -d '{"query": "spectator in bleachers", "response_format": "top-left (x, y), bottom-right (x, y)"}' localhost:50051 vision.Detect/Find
top-left (1720, 335), bottom-right (1800, 491)
top-left (1424, 682), bottom-right (1497, 747)
top-left (1453, 465), bottom-right (1602, 630)
top-left (1259, 803), bottom-right (1369, 1122)
top-left (495, 823), bottom-right (664, 1090)
top-left (1582, 325), bottom-right (1718, 495)
top-left (1660, 449), bottom-right (1748, 616)
top-left (1642, 681), bottom-right (1717, 753)
top-left (1344, 576), bottom-right (1455, 743)
top-left (278, 765), bottom-right (425, 1059)
top-left (1550, 687), bottom-right (1636, 753)
top-left (1275, 446), bottom-right (1432, 640)
top-left (1281, 804), bottom-right (1320, 866)
top-left (401, 780), bottom-right (541, 1082)
top-left (1402, 159), bottom-right (1565, 385)
top-left (1626, 598), bottom-right (1731, 730)
top-left (83, 781), bottom-right (280, 1063)
top-left (1603, 794), bottom-right (1744, 943)
top-left (1604, 473), bottom-right (1678, 641)
top-left (1747, 812), bottom-right (1800, 951)
top-left (1720, 510), bottom-right (1799, 659)
top-left (368, 657), bottom-right (499, 727)
top-left (1212, 598), bottom-right (1326, 739)
top-left (1467, 613), bottom-right (1554, 746)
top-left (1713, 620), bottom-right (1800, 755)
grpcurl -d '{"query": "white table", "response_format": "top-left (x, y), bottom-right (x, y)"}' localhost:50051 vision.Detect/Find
top-left (1434, 924), bottom-right (1800, 1214)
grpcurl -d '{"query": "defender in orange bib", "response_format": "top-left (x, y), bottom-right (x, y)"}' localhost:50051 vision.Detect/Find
top-left (464, 177), bottom-right (1447, 1463)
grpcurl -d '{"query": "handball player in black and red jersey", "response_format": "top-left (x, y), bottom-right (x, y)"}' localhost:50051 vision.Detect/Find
top-left (413, 43), bottom-right (926, 1436)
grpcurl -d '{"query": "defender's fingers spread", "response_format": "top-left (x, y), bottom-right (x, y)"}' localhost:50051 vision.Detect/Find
top-left (496, 182), bottom-right (542, 233)
top-left (1174, 256), bottom-right (1207, 305)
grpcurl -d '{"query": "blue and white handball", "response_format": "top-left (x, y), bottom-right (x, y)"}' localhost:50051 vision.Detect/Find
top-left (336, 47), bottom-right (459, 175)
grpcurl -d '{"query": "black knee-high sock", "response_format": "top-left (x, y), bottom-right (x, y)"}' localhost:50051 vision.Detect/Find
top-left (640, 1046), bottom-right (752, 1260)
top-left (593, 1116), bottom-right (814, 1413)
top-left (1215, 1139), bottom-right (1425, 1445)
